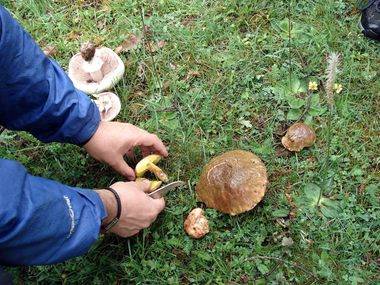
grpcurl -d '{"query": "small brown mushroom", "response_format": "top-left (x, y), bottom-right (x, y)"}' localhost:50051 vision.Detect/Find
top-left (196, 150), bottom-right (268, 216)
top-left (135, 155), bottom-right (169, 182)
top-left (93, 92), bottom-right (121, 122)
top-left (68, 42), bottom-right (125, 94)
top-left (281, 123), bottom-right (316, 152)
top-left (184, 208), bottom-right (209, 239)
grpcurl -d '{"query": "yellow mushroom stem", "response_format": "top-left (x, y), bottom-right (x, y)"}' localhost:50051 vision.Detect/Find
top-left (150, 180), bottom-right (163, 191)
top-left (147, 162), bottom-right (169, 182)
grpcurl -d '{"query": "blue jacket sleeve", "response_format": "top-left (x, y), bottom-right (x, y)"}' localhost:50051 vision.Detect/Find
top-left (0, 159), bottom-right (107, 265)
top-left (0, 5), bottom-right (100, 145)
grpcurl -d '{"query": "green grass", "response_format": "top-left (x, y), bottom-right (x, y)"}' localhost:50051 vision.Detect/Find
top-left (1, 0), bottom-right (379, 283)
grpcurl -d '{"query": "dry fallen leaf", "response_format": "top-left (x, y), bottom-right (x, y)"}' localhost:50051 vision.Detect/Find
top-left (115, 33), bottom-right (141, 54)
top-left (281, 236), bottom-right (294, 247)
top-left (137, 62), bottom-right (147, 81)
top-left (143, 25), bottom-right (152, 37)
top-left (145, 40), bottom-right (166, 53)
top-left (43, 45), bottom-right (57, 57)
top-left (169, 62), bottom-right (178, 70)
top-left (67, 30), bottom-right (81, 41)
top-left (185, 70), bottom-right (201, 81)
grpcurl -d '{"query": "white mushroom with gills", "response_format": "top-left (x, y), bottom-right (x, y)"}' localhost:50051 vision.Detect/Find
top-left (135, 154), bottom-right (169, 183)
top-left (184, 208), bottom-right (210, 239)
top-left (68, 42), bottom-right (125, 94)
top-left (93, 92), bottom-right (121, 122)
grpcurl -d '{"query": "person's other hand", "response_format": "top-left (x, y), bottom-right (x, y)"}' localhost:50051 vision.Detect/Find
top-left (84, 121), bottom-right (168, 180)
top-left (95, 180), bottom-right (165, 237)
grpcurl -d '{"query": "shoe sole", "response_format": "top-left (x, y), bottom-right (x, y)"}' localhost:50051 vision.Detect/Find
top-left (359, 19), bottom-right (380, 41)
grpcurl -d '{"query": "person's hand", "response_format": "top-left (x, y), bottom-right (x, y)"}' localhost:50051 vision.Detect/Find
top-left (84, 121), bottom-right (168, 180)
top-left (95, 180), bottom-right (165, 237)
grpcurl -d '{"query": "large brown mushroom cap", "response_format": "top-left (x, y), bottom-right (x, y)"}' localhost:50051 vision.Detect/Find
top-left (281, 123), bottom-right (316, 152)
top-left (93, 92), bottom-right (121, 121)
top-left (68, 46), bottom-right (125, 94)
top-left (196, 150), bottom-right (268, 216)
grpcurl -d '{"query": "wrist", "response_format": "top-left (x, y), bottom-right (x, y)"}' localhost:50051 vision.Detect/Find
top-left (95, 189), bottom-right (117, 226)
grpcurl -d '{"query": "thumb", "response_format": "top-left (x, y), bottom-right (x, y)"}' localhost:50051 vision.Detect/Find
top-left (151, 197), bottom-right (165, 213)
top-left (112, 157), bottom-right (135, 180)
top-left (134, 178), bottom-right (151, 193)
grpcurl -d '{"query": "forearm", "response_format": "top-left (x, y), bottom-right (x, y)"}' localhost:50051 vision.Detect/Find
top-left (0, 159), bottom-right (106, 265)
top-left (0, 5), bottom-right (100, 145)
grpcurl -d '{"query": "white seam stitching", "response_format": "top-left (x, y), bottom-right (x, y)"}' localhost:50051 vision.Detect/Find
top-left (63, 195), bottom-right (75, 238)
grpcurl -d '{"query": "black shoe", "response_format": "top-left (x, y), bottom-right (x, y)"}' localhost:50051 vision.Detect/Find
top-left (360, 0), bottom-right (380, 41)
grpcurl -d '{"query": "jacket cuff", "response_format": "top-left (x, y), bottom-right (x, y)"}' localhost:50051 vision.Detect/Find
top-left (75, 98), bottom-right (101, 146)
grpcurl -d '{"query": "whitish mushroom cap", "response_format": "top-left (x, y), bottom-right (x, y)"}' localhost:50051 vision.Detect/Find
top-left (184, 208), bottom-right (210, 239)
top-left (68, 47), bottom-right (125, 94)
top-left (196, 150), bottom-right (268, 216)
top-left (281, 123), bottom-right (316, 152)
top-left (93, 92), bottom-right (121, 122)
top-left (135, 154), bottom-right (162, 177)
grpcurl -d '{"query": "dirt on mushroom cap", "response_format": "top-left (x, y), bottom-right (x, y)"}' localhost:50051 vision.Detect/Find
top-left (184, 208), bottom-right (209, 239)
top-left (196, 150), bottom-right (268, 216)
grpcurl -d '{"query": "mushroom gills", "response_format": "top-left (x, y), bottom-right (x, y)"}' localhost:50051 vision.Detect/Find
top-left (82, 57), bottom-right (104, 82)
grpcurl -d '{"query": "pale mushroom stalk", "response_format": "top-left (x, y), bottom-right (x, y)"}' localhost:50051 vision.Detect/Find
top-left (135, 155), bottom-right (169, 183)
top-left (83, 57), bottom-right (104, 82)
top-left (80, 42), bottom-right (104, 83)
top-left (147, 162), bottom-right (169, 183)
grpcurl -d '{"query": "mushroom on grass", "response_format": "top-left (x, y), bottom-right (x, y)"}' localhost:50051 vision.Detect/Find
top-left (196, 150), bottom-right (268, 216)
top-left (93, 92), bottom-right (121, 122)
top-left (281, 123), bottom-right (316, 152)
top-left (184, 208), bottom-right (209, 239)
top-left (68, 42), bottom-right (125, 94)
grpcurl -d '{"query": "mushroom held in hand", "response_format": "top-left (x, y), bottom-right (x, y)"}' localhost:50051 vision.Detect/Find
top-left (68, 42), bottom-right (125, 94)
top-left (184, 208), bottom-right (209, 239)
top-left (281, 123), bottom-right (316, 152)
top-left (93, 92), bottom-right (121, 121)
top-left (196, 150), bottom-right (268, 216)
top-left (136, 178), bottom-right (163, 193)
top-left (135, 154), bottom-right (169, 182)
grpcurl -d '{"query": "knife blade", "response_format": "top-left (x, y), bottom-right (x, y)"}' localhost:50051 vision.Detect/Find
top-left (148, 181), bottom-right (186, 199)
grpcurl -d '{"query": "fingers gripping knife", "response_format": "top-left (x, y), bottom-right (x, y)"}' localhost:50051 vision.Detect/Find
top-left (148, 181), bottom-right (186, 199)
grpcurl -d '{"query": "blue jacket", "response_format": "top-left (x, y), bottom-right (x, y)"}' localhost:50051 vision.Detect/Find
top-left (0, 6), bottom-right (106, 265)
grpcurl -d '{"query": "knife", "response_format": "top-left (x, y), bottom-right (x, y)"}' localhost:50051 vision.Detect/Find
top-left (148, 181), bottom-right (186, 199)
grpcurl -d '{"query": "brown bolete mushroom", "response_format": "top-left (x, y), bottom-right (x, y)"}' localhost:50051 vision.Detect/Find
top-left (281, 123), bottom-right (316, 152)
top-left (135, 154), bottom-right (168, 182)
top-left (184, 208), bottom-right (209, 239)
top-left (196, 150), bottom-right (268, 216)
top-left (93, 92), bottom-right (121, 122)
top-left (68, 42), bottom-right (125, 94)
